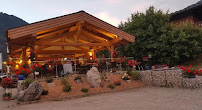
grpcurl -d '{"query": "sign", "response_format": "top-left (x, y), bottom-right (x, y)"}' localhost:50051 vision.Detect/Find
top-left (0, 53), bottom-right (2, 70)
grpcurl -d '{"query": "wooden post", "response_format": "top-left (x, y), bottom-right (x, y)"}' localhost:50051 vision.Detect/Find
top-left (94, 50), bottom-right (97, 59)
top-left (22, 48), bottom-right (27, 65)
top-left (31, 34), bottom-right (37, 61)
top-left (108, 46), bottom-right (114, 62)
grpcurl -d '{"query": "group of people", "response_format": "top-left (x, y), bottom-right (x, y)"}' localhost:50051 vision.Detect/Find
top-left (41, 60), bottom-right (74, 77)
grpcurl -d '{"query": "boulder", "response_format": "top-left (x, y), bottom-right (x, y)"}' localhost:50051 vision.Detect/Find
top-left (18, 81), bottom-right (43, 102)
top-left (86, 67), bottom-right (101, 87)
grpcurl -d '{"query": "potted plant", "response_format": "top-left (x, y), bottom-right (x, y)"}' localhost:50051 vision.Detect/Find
top-left (142, 56), bottom-right (149, 61)
top-left (31, 63), bottom-right (43, 75)
top-left (6, 62), bottom-right (13, 67)
top-left (16, 67), bottom-right (31, 80)
top-left (114, 80), bottom-right (121, 86)
top-left (181, 65), bottom-right (199, 78)
top-left (145, 64), bottom-right (150, 70)
top-left (128, 60), bottom-right (138, 68)
top-left (1, 78), bottom-right (13, 101)
top-left (2, 93), bottom-right (11, 101)
top-left (122, 73), bottom-right (130, 80)
top-left (1, 77), bottom-right (13, 88)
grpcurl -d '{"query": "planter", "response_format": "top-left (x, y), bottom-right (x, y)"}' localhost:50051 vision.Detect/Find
top-left (17, 75), bottom-right (26, 80)
top-left (145, 66), bottom-right (150, 70)
top-left (34, 71), bottom-right (39, 75)
top-left (2, 96), bottom-right (11, 101)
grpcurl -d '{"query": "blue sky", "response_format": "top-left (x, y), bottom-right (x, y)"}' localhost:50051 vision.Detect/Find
top-left (0, 0), bottom-right (199, 26)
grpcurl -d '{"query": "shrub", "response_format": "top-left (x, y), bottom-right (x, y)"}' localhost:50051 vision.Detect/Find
top-left (81, 88), bottom-right (89, 93)
top-left (129, 71), bottom-right (139, 80)
top-left (2, 93), bottom-right (11, 97)
top-left (1, 78), bottom-right (13, 88)
top-left (60, 77), bottom-right (67, 85)
top-left (46, 77), bottom-right (53, 83)
top-left (107, 84), bottom-right (115, 89)
top-left (114, 80), bottom-right (121, 86)
top-left (63, 83), bottom-right (71, 92)
top-left (21, 78), bottom-right (34, 89)
top-left (41, 90), bottom-right (49, 95)
top-left (74, 76), bottom-right (81, 80)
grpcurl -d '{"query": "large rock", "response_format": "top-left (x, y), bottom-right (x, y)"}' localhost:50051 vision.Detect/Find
top-left (18, 81), bottom-right (43, 102)
top-left (86, 67), bottom-right (101, 87)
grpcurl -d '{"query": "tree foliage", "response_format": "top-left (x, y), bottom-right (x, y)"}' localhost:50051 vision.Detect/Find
top-left (117, 6), bottom-right (202, 66)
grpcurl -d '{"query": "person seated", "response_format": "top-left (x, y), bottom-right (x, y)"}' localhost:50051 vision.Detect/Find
top-left (63, 59), bottom-right (73, 75)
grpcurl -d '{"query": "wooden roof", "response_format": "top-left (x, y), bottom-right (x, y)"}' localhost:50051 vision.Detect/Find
top-left (7, 11), bottom-right (135, 59)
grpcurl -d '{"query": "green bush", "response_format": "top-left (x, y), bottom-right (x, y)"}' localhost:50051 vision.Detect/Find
top-left (117, 6), bottom-right (202, 67)
top-left (129, 71), bottom-right (139, 80)
top-left (41, 90), bottom-right (49, 95)
top-left (60, 77), bottom-right (67, 85)
top-left (22, 78), bottom-right (34, 89)
top-left (107, 84), bottom-right (115, 89)
top-left (74, 76), bottom-right (81, 80)
top-left (46, 77), bottom-right (53, 83)
top-left (81, 88), bottom-right (89, 93)
top-left (2, 93), bottom-right (11, 97)
top-left (63, 83), bottom-right (71, 92)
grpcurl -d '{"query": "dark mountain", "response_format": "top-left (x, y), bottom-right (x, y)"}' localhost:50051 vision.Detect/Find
top-left (0, 12), bottom-right (28, 61)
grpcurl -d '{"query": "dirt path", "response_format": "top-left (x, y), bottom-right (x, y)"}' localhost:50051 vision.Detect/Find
top-left (2, 86), bottom-right (202, 110)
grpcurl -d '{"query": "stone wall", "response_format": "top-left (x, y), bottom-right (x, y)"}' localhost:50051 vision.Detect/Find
top-left (139, 69), bottom-right (202, 89)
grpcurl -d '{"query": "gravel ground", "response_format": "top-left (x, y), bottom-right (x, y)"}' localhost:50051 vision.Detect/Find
top-left (1, 86), bottom-right (202, 110)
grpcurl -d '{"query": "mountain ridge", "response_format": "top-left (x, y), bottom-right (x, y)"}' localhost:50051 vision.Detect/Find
top-left (0, 12), bottom-right (28, 61)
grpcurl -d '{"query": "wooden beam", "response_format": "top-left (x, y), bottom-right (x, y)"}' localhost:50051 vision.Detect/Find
top-left (36, 27), bottom-right (70, 39)
top-left (109, 37), bottom-right (122, 44)
top-left (36, 31), bottom-right (75, 43)
top-left (37, 50), bottom-right (88, 54)
top-left (83, 23), bottom-right (115, 39)
top-left (35, 42), bottom-right (111, 46)
top-left (81, 30), bottom-right (106, 43)
top-left (74, 21), bottom-right (84, 42)
top-left (11, 48), bottom-right (22, 54)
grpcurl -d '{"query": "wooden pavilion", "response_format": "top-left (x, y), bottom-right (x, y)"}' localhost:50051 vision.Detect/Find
top-left (6, 11), bottom-right (135, 64)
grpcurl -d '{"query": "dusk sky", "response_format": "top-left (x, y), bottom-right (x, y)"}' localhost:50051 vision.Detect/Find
top-left (0, 0), bottom-right (200, 26)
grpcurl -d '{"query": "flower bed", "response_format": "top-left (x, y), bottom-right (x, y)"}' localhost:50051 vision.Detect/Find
top-left (40, 75), bottom-right (145, 100)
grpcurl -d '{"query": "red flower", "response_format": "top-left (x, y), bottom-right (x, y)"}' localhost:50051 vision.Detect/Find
top-left (193, 70), bottom-right (198, 75)
top-left (187, 68), bottom-right (191, 73)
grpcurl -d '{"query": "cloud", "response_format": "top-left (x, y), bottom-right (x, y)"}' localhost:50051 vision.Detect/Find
top-left (103, 0), bottom-right (123, 4)
top-left (62, 9), bottom-right (72, 15)
top-left (95, 12), bottom-right (121, 27)
top-left (129, 0), bottom-right (153, 13)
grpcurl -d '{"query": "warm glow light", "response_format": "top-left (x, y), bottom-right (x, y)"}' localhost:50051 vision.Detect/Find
top-left (3, 62), bottom-right (7, 64)
top-left (49, 65), bottom-right (51, 68)
top-left (28, 59), bottom-right (31, 64)
top-left (113, 34), bottom-right (118, 38)
top-left (15, 64), bottom-right (19, 69)
top-left (19, 60), bottom-right (22, 64)
top-left (89, 52), bottom-right (93, 56)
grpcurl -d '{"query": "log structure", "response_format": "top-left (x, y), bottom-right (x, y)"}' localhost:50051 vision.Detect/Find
top-left (7, 11), bottom-right (135, 63)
